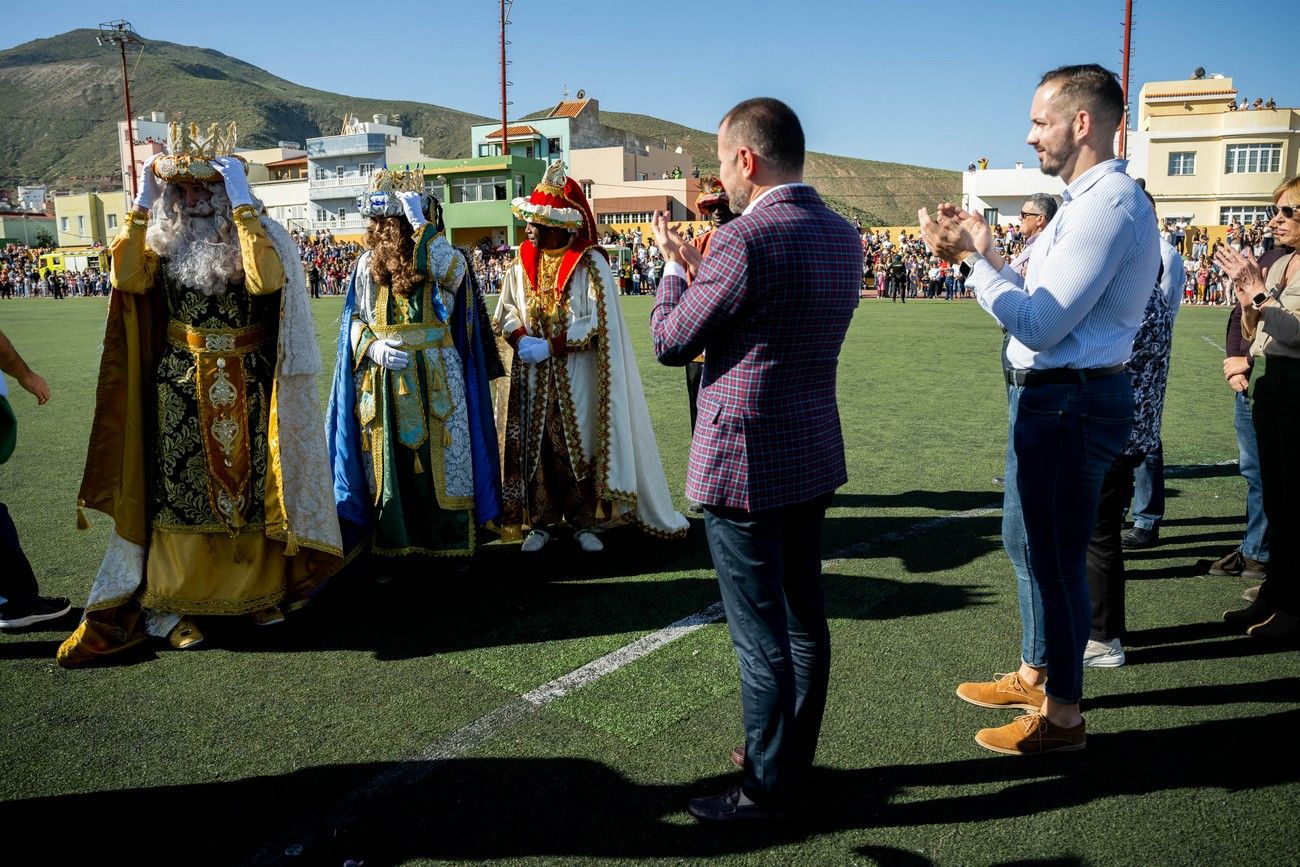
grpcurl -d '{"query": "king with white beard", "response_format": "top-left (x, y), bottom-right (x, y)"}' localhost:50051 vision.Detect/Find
top-left (59, 123), bottom-right (342, 665)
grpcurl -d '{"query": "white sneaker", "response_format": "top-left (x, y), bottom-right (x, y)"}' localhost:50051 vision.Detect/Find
top-left (521, 529), bottom-right (551, 553)
top-left (575, 529), bottom-right (604, 553)
top-left (1082, 637), bottom-right (1126, 668)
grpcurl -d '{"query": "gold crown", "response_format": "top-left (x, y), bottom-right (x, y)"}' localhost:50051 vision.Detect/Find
top-left (358, 168), bottom-right (428, 217)
top-left (152, 121), bottom-right (246, 184)
top-left (367, 167), bottom-right (425, 196)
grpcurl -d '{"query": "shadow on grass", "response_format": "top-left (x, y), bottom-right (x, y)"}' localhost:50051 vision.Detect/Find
top-left (200, 569), bottom-right (993, 662)
top-left (1087, 677), bottom-right (1300, 710)
top-left (6, 708), bottom-right (1296, 865)
top-left (832, 490), bottom-right (999, 513)
top-left (1164, 462), bottom-right (1239, 479)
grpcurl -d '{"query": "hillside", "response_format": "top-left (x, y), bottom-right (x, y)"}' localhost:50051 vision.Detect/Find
top-left (0, 29), bottom-right (489, 190)
top-left (0, 29), bottom-right (959, 225)
top-left (595, 111), bottom-right (960, 226)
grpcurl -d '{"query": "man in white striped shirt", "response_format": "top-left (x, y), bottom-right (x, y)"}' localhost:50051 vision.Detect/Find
top-left (920, 63), bottom-right (1160, 755)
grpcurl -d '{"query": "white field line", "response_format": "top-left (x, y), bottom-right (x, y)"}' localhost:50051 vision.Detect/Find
top-left (1201, 334), bottom-right (1226, 352)
top-left (246, 465), bottom-right (1227, 863)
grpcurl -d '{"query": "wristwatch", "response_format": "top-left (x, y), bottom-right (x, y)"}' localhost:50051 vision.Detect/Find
top-left (1251, 292), bottom-right (1268, 310)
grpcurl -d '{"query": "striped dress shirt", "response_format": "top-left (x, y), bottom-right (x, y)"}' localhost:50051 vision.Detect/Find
top-left (967, 160), bottom-right (1161, 370)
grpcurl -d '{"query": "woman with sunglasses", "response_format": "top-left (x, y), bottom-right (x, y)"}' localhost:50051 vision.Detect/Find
top-left (1214, 176), bottom-right (1300, 639)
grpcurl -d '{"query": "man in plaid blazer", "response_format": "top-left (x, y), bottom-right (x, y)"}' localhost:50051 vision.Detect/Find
top-left (650, 97), bottom-right (862, 822)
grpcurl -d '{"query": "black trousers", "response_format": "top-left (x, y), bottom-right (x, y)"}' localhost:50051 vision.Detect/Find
top-left (685, 361), bottom-right (704, 433)
top-left (1253, 357), bottom-right (1300, 615)
top-left (1087, 453), bottom-right (1145, 641)
top-left (0, 502), bottom-right (38, 611)
top-left (703, 491), bottom-right (833, 807)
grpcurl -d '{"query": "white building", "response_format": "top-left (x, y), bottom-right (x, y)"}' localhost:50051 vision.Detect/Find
top-left (15, 185), bottom-right (47, 212)
top-left (305, 114), bottom-right (429, 237)
top-left (961, 162), bottom-right (1065, 228)
top-left (118, 111), bottom-right (170, 210)
top-left (246, 147), bottom-right (310, 235)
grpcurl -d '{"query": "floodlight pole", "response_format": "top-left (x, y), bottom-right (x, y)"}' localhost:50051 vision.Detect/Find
top-left (98, 20), bottom-right (145, 199)
top-left (500, 0), bottom-right (513, 158)
top-left (1119, 0), bottom-right (1133, 158)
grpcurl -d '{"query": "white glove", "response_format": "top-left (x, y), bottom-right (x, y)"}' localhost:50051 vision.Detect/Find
top-left (212, 156), bottom-right (254, 208)
top-left (367, 337), bottom-right (409, 371)
top-left (517, 336), bottom-right (551, 365)
top-left (397, 191), bottom-right (428, 231)
top-left (133, 153), bottom-right (164, 212)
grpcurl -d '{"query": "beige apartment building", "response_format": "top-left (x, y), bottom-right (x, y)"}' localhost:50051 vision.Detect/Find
top-left (1135, 76), bottom-right (1299, 226)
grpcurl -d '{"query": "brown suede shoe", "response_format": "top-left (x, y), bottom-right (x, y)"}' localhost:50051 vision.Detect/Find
top-left (975, 712), bottom-right (1086, 755)
top-left (730, 745), bottom-right (745, 769)
top-left (956, 671), bottom-right (1046, 711)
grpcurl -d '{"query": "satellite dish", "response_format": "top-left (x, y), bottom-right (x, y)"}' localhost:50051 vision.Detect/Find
top-left (1192, 66), bottom-right (1206, 79)
top-left (576, 89), bottom-right (586, 99)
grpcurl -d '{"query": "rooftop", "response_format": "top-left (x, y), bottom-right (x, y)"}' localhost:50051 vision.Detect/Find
top-left (485, 125), bottom-right (541, 140)
top-left (548, 99), bottom-right (592, 119)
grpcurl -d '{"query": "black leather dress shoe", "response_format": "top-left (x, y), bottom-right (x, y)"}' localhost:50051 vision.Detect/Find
top-left (1121, 526), bottom-right (1159, 548)
top-left (687, 787), bottom-right (788, 822)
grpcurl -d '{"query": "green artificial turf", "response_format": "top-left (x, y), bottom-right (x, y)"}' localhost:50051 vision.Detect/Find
top-left (0, 296), bottom-right (1295, 866)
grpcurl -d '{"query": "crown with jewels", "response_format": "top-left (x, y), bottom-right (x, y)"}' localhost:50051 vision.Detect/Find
top-left (695, 176), bottom-right (729, 212)
top-left (357, 167), bottom-right (429, 219)
top-left (151, 121), bottom-right (247, 184)
top-left (511, 161), bottom-right (584, 229)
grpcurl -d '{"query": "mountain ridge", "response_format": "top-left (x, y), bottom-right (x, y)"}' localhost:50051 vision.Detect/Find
top-left (0, 30), bottom-right (959, 225)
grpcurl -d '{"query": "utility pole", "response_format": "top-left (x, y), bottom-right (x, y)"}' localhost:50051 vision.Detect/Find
top-left (499, 0), bottom-right (514, 159)
top-left (1119, 0), bottom-right (1133, 159)
top-left (97, 20), bottom-right (145, 199)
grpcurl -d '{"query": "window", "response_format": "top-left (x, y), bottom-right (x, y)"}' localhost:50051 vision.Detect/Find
top-left (983, 208), bottom-right (999, 225)
top-left (60, 216), bottom-right (68, 231)
top-left (338, 207), bottom-right (346, 219)
top-left (1219, 206), bottom-right (1274, 225)
top-left (1167, 152), bottom-right (1196, 175)
top-left (316, 208), bottom-right (327, 222)
top-left (451, 175), bottom-right (508, 203)
top-left (1225, 143), bottom-right (1282, 174)
top-left (599, 211), bottom-right (656, 225)
top-left (358, 162), bottom-right (375, 176)
top-left (314, 166), bottom-right (328, 181)
top-left (582, 182), bottom-right (593, 200)
top-left (548, 137), bottom-right (562, 156)
top-left (336, 165), bottom-right (347, 178)
top-left (107, 214), bottom-right (117, 230)
top-left (524, 145), bottom-right (535, 158)
top-left (77, 215), bottom-right (85, 234)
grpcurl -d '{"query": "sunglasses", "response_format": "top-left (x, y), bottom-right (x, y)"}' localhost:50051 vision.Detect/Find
top-left (1266, 204), bottom-right (1299, 220)
top-left (1019, 211), bottom-right (1042, 219)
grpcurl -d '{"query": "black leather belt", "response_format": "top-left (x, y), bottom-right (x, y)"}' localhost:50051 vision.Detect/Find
top-left (1009, 364), bottom-right (1125, 387)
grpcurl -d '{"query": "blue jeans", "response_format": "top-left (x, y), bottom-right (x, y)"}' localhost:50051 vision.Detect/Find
top-left (1234, 390), bottom-right (1270, 562)
top-left (1004, 386), bottom-right (1045, 667)
top-left (703, 492), bottom-right (833, 808)
top-left (1012, 373), bottom-right (1133, 704)
top-left (1130, 441), bottom-right (1164, 530)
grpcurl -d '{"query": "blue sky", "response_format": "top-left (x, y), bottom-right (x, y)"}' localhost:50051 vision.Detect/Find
top-left (10, 1), bottom-right (1297, 172)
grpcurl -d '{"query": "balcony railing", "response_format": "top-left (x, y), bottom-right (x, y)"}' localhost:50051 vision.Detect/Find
top-left (310, 175), bottom-right (373, 190)
top-left (310, 217), bottom-right (368, 231)
top-left (305, 133), bottom-right (386, 158)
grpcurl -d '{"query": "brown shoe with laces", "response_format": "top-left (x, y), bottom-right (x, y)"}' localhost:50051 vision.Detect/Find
top-left (956, 671), bottom-right (1046, 711)
top-left (975, 712), bottom-right (1086, 755)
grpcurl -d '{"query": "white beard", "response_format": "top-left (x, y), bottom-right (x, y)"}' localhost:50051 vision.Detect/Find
top-left (146, 186), bottom-right (245, 296)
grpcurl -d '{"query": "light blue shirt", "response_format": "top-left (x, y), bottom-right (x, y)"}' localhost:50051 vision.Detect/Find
top-left (967, 159), bottom-right (1161, 370)
top-left (1158, 237), bottom-right (1185, 322)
